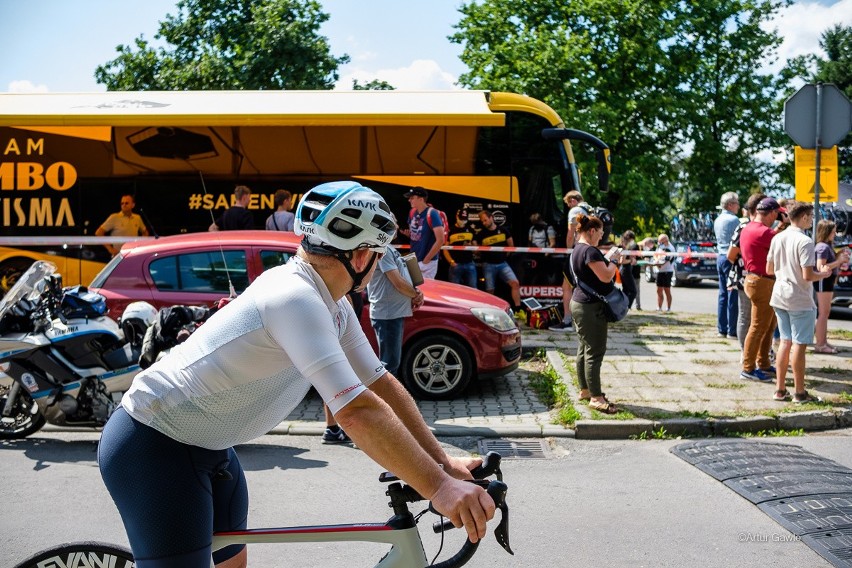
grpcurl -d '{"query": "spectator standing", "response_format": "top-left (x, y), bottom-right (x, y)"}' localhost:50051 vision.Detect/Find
top-left (714, 191), bottom-right (741, 338)
top-left (618, 230), bottom-right (639, 309)
top-left (551, 190), bottom-right (590, 332)
top-left (813, 220), bottom-right (850, 354)
top-left (569, 214), bottom-right (622, 414)
top-left (740, 197), bottom-right (788, 382)
top-left (442, 211), bottom-right (478, 288)
top-left (368, 218), bottom-right (424, 377)
top-left (766, 201), bottom-right (832, 403)
top-left (95, 194), bottom-right (149, 256)
top-left (654, 234), bottom-right (676, 312)
top-left (528, 212), bottom-right (557, 285)
top-left (475, 210), bottom-right (523, 317)
top-left (726, 193), bottom-right (766, 351)
top-left (528, 212), bottom-right (556, 248)
top-left (209, 185), bottom-right (254, 231)
top-left (404, 187), bottom-right (445, 279)
top-left (265, 189), bottom-right (295, 231)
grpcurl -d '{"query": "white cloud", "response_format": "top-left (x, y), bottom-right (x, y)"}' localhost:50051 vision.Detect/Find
top-left (7, 80), bottom-right (49, 93)
top-left (763, 0), bottom-right (852, 73)
top-left (337, 59), bottom-right (459, 90)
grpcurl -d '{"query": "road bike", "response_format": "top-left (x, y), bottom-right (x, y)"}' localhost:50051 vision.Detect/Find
top-left (13, 452), bottom-right (512, 568)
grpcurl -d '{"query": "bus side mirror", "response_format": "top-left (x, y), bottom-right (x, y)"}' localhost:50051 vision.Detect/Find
top-left (542, 128), bottom-right (611, 194)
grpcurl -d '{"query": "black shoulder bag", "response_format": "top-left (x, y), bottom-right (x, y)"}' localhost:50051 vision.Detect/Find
top-left (568, 251), bottom-right (629, 323)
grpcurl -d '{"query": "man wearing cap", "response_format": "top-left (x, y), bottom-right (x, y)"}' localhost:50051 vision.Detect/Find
top-left (404, 186), bottom-right (445, 279)
top-left (739, 197), bottom-right (788, 382)
top-left (714, 191), bottom-right (741, 338)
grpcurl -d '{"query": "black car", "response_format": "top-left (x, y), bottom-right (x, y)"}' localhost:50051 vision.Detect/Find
top-left (644, 241), bottom-right (719, 286)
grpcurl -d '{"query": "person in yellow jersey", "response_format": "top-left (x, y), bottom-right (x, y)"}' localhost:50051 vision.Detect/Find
top-left (474, 209), bottom-right (522, 317)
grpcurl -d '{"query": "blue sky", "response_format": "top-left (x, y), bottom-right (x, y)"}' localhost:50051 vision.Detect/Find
top-left (1, 0), bottom-right (850, 93)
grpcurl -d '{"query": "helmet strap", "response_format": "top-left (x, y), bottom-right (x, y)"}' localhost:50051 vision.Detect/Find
top-left (337, 250), bottom-right (379, 294)
top-left (300, 237), bottom-right (377, 294)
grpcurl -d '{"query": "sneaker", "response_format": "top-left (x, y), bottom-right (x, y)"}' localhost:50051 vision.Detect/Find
top-left (322, 426), bottom-right (351, 444)
top-left (727, 334), bottom-right (737, 339)
top-left (549, 320), bottom-right (573, 332)
top-left (717, 332), bottom-right (727, 338)
top-left (759, 366), bottom-right (776, 375)
top-left (773, 389), bottom-right (792, 402)
top-left (513, 310), bottom-right (527, 324)
top-left (793, 391), bottom-right (822, 404)
top-left (740, 368), bottom-right (772, 382)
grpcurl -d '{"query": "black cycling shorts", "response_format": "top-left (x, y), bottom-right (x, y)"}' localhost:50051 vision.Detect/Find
top-left (99, 407), bottom-right (248, 567)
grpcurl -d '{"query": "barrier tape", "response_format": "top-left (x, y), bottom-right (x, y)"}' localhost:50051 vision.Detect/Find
top-left (0, 237), bottom-right (720, 258)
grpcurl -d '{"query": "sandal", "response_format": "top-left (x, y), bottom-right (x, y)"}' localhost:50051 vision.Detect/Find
top-left (813, 345), bottom-right (839, 354)
top-left (793, 391), bottom-right (822, 404)
top-left (773, 389), bottom-right (792, 402)
top-left (589, 399), bottom-right (618, 414)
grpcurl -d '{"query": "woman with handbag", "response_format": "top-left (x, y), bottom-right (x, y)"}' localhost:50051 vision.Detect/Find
top-left (569, 214), bottom-right (622, 414)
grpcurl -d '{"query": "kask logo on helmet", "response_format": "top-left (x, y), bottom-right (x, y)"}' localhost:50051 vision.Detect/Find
top-left (346, 198), bottom-right (377, 211)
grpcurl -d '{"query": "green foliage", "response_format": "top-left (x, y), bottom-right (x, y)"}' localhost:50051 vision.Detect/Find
top-left (95, 0), bottom-right (348, 90)
top-left (451, 0), bottom-right (791, 230)
top-left (352, 79), bottom-right (396, 90)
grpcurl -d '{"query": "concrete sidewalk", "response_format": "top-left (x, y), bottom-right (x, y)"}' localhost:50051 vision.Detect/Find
top-left (273, 311), bottom-right (851, 440)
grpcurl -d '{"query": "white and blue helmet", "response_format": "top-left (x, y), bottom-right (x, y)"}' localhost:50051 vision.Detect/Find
top-left (295, 181), bottom-right (396, 253)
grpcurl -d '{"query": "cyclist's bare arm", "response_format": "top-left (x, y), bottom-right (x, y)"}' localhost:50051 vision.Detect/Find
top-left (369, 373), bottom-right (483, 478)
top-left (334, 385), bottom-right (495, 542)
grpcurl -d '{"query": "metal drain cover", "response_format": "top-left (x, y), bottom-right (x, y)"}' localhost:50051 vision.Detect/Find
top-left (478, 439), bottom-right (548, 459)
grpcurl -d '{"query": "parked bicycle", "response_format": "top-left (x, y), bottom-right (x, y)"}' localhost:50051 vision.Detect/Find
top-left (13, 452), bottom-right (512, 568)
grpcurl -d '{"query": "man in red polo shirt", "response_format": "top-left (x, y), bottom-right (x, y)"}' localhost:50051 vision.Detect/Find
top-left (739, 197), bottom-right (788, 382)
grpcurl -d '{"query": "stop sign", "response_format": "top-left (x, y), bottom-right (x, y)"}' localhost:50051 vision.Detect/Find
top-left (784, 84), bottom-right (852, 149)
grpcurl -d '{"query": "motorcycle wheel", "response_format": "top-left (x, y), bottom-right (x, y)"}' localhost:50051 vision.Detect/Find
top-left (0, 383), bottom-right (46, 439)
top-left (13, 541), bottom-right (133, 568)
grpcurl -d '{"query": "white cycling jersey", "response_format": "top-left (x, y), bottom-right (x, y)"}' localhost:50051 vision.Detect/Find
top-left (123, 256), bottom-right (385, 450)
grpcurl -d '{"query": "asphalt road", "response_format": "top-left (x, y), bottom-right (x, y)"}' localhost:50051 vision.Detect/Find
top-left (3, 430), bottom-right (851, 567)
top-left (635, 277), bottom-right (852, 331)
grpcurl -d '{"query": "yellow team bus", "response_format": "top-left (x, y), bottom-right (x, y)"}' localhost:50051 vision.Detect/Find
top-left (0, 90), bottom-right (610, 301)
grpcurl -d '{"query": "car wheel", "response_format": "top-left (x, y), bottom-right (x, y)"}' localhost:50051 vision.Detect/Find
top-left (0, 257), bottom-right (36, 296)
top-left (400, 334), bottom-right (473, 400)
top-left (644, 266), bottom-right (655, 283)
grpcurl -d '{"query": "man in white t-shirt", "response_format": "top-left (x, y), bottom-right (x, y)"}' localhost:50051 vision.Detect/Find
top-left (766, 201), bottom-right (832, 404)
top-left (98, 182), bottom-right (494, 568)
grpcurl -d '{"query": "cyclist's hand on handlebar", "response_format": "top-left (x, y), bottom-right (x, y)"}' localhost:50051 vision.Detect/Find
top-left (430, 478), bottom-right (496, 543)
top-left (443, 455), bottom-right (482, 480)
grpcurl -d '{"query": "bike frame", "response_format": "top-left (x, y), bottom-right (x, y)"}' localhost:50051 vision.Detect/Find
top-left (212, 523), bottom-right (429, 567)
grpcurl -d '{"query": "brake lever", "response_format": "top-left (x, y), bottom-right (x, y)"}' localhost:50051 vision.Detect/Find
top-left (488, 480), bottom-right (513, 555)
top-left (430, 480), bottom-right (513, 555)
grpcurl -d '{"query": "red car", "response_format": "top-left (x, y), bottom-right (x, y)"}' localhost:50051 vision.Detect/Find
top-left (89, 231), bottom-right (521, 399)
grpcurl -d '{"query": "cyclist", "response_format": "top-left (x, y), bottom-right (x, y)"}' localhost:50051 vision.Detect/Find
top-left (98, 181), bottom-right (495, 568)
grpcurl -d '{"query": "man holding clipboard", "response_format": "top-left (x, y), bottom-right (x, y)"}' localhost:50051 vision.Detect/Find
top-left (367, 217), bottom-right (425, 379)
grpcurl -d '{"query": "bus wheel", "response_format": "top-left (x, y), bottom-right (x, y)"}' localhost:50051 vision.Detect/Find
top-left (400, 335), bottom-right (473, 400)
top-left (0, 258), bottom-right (35, 296)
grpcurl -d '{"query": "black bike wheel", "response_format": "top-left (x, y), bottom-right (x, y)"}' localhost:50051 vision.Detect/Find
top-left (0, 384), bottom-right (46, 439)
top-left (14, 542), bottom-right (134, 568)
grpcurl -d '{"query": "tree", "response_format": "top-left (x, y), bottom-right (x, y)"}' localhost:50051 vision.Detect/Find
top-left (450, 0), bottom-right (789, 231)
top-left (94, 0), bottom-right (349, 90)
top-left (352, 79), bottom-right (396, 90)
top-left (665, 0), bottom-right (789, 211)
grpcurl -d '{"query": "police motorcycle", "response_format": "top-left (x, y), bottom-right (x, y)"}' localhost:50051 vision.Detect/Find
top-left (0, 261), bottom-right (158, 439)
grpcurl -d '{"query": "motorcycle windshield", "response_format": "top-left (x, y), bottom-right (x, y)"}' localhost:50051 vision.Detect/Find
top-left (0, 260), bottom-right (57, 322)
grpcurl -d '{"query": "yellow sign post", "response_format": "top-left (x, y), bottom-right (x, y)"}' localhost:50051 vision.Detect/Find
top-left (795, 146), bottom-right (838, 202)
